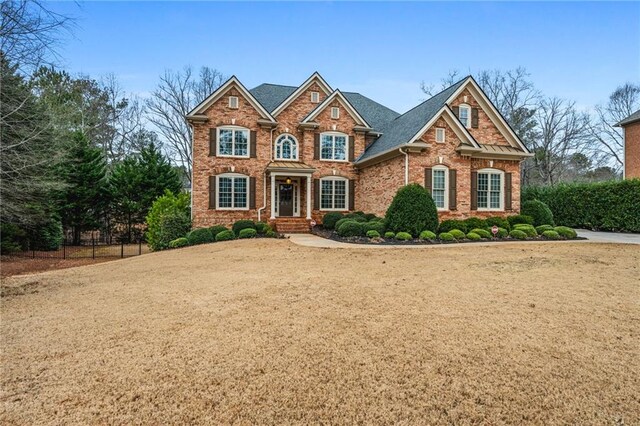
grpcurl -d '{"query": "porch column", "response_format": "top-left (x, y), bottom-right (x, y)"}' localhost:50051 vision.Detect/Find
top-left (306, 175), bottom-right (312, 220)
top-left (270, 173), bottom-right (276, 219)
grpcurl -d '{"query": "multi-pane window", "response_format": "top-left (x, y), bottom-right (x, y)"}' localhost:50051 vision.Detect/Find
top-left (275, 134), bottom-right (298, 160)
top-left (331, 107), bottom-right (340, 119)
top-left (436, 128), bottom-right (445, 143)
top-left (311, 92), bottom-right (320, 103)
top-left (218, 175), bottom-right (248, 209)
top-left (432, 168), bottom-right (447, 209)
top-left (229, 96), bottom-right (238, 109)
top-left (477, 170), bottom-right (502, 210)
top-left (459, 105), bottom-right (470, 128)
top-left (320, 178), bottom-right (347, 210)
top-left (320, 133), bottom-right (347, 161)
top-left (218, 127), bottom-right (249, 157)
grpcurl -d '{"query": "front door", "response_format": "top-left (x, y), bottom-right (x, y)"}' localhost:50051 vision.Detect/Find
top-left (278, 184), bottom-right (294, 216)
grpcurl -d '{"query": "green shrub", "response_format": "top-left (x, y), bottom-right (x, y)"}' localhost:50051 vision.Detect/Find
top-left (449, 229), bottom-right (466, 240)
top-left (209, 225), bottom-right (228, 238)
top-left (438, 219), bottom-right (467, 233)
top-left (364, 213), bottom-right (378, 221)
top-left (169, 237), bottom-right (189, 248)
top-left (395, 232), bottom-right (412, 241)
top-left (542, 230), bottom-right (560, 240)
top-left (521, 199), bottom-right (555, 227)
top-left (464, 217), bottom-right (487, 231)
top-left (384, 231), bottom-right (395, 239)
top-left (366, 230), bottom-right (381, 239)
top-left (232, 220), bottom-right (255, 235)
top-left (514, 224), bottom-right (538, 237)
top-left (509, 229), bottom-right (528, 240)
top-left (419, 230), bottom-right (437, 240)
top-left (254, 222), bottom-right (268, 234)
top-left (363, 220), bottom-right (385, 234)
top-left (261, 224), bottom-right (274, 235)
top-left (470, 228), bottom-right (491, 239)
top-left (146, 191), bottom-right (191, 251)
top-left (554, 226), bottom-right (577, 239)
top-left (322, 212), bottom-right (344, 229)
top-left (508, 214), bottom-right (534, 227)
top-left (0, 223), bottom-right (26, 254)
top-left (27, 215), bottom-right (64, 251)
top-left (215, 230), bottom-right (235, 241)
top-left (334, 218), bottom-right (352, 231)
top-left (496, 227), bottom-right (509, 238)
top-left (186, 228), bottom-right (214, 245)
top-left (337, 220), bottom-right (365, 237)
top-left (466, 232), bottom-right (481, 241)
top-left (535, 224), bottom-right (554, 234)
top-left (438, 232), bottom-right (454, 241)
top-left (522, 180), bottom-right (640, 232)
top-left (239, 228), bottom-right (257, 239)
top-left (265, 230), bottom-right (277, 238)
top-left (345, 212), bottom-right (367, 222)
top-left (385, 184), bottom-right (438, 236)
top-left (485, 216), bottom-right (511, 231)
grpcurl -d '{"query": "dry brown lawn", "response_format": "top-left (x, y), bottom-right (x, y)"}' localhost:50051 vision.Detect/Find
top-left (1, 239), bottom-right (638, 424)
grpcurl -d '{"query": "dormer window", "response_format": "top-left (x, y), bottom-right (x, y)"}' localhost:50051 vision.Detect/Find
top-left (458, 104), bottom-right (471, 128)
top-left (331, 107), bottom-right (340, 119)
top-left (436, 128), bottom-right (445, 143)
top-left (229, 96), bottom-right (239, 109)
top-left (311, 91), bottom-right (320, 103)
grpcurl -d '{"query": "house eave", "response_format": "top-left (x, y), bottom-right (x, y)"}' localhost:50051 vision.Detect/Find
top-left (355, 142), bottom-right (428, 168)
top-left (185, 114), bottom-right (209, 123)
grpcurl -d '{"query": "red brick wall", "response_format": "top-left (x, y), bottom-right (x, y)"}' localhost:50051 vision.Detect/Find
top-left (450, 88), bottom-right (509, 146)
top-left (624, 122), bottom-right (640, 179)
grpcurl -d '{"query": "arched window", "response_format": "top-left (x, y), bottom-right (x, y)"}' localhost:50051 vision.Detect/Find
top-left (275, 134), bottom-right (298, 160)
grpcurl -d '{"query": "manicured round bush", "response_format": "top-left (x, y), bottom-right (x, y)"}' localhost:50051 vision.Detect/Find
top-left (364, 213), bottom-right (378, 221)
top-left (521, 199), bottom-right (555, 227)
top-left (209, 225), bottom-right (228, 238)
top-left (496, 227), bottom-right (509, 238)
top-left (265, 230), bottom-right (277, 238)
top-left (449, 229), bottom-right (466, 240)
top-left (513, 224), bottom-right (538, 237)
top-left (509, 229), bottom-right (528, 240)
top-left (554, 226), bottom-right (577, 239)
top-left (366, 230), bottom-right (381, 239)
top-left (169, 237), bottom-right (189, 248)
top-left (508, 214), bottom-right (534, 227)
top-left (464, 217), bottom-right (487, 231)
top-left (395, 232), bottom-right (413, 241)
top-left (254, 222), bottom-right (269, 234)
top-left (385, 184), bottom-right (438, 236)
top-left (239, 228), bottom-right (257, 239)
top-left (419, 230), bottom-right (437, 240)
top-left (232, 220), bottom-right (255, 235)
top-left (384, 231), bottom-right (395, 239)
top-left (535, 224), bottom-right (554, 234)
top-left (466, 232), bottom-right (481, 241)
top-left (438, 219), bottom-right (467, 234)
top-left (337, 220), bottom-right (365, 237)
top-left (438, 232), bottom-right (454, 242)
top-left (334, 218), bottom-right (352, 232)
top-left (345, 212), bottom-right (367, 222)
top-left (542, 230), bottom-right (561, 240)
top-left (215, 230), bottom-right (235, 241)
top-left (363, 220), bottom-right (385, 234)
top-left (322, 212), bottom-right (344, 230)
top-left (485, 216), bottom-right (511, 231)
top-left (187, 228), bottom-right (215, 245)
top-left (470, 228), bottom-right (491, 239)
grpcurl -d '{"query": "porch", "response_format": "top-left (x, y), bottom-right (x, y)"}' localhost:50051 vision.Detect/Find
top-left (266, 161), bottom-right (315, 233)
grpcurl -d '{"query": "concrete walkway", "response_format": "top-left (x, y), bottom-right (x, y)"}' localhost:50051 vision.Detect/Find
top-left (286, 230), bottom-right (640, 249)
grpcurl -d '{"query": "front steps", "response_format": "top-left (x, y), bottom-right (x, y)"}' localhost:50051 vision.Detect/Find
top-left (272, 217), bottom-right (311, 234)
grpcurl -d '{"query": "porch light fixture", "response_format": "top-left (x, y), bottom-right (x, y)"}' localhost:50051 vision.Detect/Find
top-left (285, 177), bottom-right (292, 184)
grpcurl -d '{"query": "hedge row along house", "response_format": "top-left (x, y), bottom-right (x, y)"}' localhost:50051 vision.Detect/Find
top-left (186, 72), bottom-right (532, 233)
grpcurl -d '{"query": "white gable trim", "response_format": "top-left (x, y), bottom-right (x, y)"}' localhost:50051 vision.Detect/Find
top-left (446, 77), bottom-right (530, 153)
top-left (271, 72), bottom-right (333, 117)
top-left (408, 106), bottom-right (480, 148)
top-left (187, 76), bottom-right (276, 122)
top-left (301, 90), bottom-right (370, 128)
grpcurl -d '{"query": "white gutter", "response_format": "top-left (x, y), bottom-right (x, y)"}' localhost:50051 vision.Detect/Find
top-left (399, 147), bottom-right (409, 185)
top-left (257, 127), bottom-right (277, 222)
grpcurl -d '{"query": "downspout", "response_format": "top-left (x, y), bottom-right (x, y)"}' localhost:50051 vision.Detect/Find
top-left (257, 127), bottom-right (277, 222)
top-left (399, 147), bottom-right (409, 185)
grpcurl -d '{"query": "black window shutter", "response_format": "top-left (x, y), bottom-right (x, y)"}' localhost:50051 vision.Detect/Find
top-left (349, 179), bottom-right (355, 210)
top-left (313, 179), bottom-right (320, 209)
top-left (209, 176), bottom-right (216, 209)
top-left (249, 177), bottom-right (256, 209)
top-left (348, 136), bottom-right (355, 162)
top-left (250, 131), bottom-right (257, 158)
top-left (505, 172), bottom-right (512, 210)
top-left (471, 171), bottom-right (478, 211)
top-left (313, 134), bottom-right (320, 160)
top-left (209, 128), bottom-right (217, 156)
top-left (424, 168), bottom-right (432, 194)
top-left (471, 108), bottom-right (479, 128)
top-left (452, 106), bottom-right (460, 117)
top-left (449, 169), bottom-right (457, 210)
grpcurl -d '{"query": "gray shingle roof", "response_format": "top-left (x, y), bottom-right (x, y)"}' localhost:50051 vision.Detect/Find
top-left (249, 84), bottom-right (297, 113)
top-left (356, 77), bottom-right (467, 163)
top-left (616, 109), bottom-right (640, 127)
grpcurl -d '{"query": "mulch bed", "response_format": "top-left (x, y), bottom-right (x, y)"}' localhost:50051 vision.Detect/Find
top-left (1, 256), bottom-right (115, 278)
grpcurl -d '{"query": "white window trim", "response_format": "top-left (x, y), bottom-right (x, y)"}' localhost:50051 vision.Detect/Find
top-left (319, 131), bottom-right (349, 163)
top-left (331, 107), bottom-right (340, 119)
top-left (217, 126), bottom-right (250, 158)
top-left (435, 127), bottom-right (446, 144)
top-left (216, 173), bottom-right (250, 211)
top-left (319, 177), bottom-right (349, 211)
top-left (476, 168), bottom-right (504, 211)
top-left (229, 96), bottom-right (238, 109)
top-left (432, 165), bottom-right (449, 211)
top-left (274, 134), bottom-right (299, 161)
top-left (458, 104), bottom-right (471, 129)
top-left (311, 91), bottom-right (320, 103)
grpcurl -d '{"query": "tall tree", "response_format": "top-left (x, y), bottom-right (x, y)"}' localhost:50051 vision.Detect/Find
top-left (146, 66), bottom-right (226, 184)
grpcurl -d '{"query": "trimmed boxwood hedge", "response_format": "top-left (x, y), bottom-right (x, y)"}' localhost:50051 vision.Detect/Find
top-left (521, 199), bottom-right (555, 227)
top-left (485, 216), bottom-right (511, 231)
top-left (209, 225), bottom-right (228, 238)
top-left (522, 180), bottom-right (640, 232)
top-left (239, 228), bottom-right (257, 239)
top-left (509, 229), bottom-right (528, 240)
top-left (384, 231), bottom-right (395, 239)
top-left (438, 232), bottom-right (454, 241)
top-left (363, 220), bottom-right (386, 234)
top-left (535, 224), bottom-right (554, 234)
top-left (464, 217), bottom-right (487, 231)
top-left (466, 232), bottom-right (481, 241)
top-left (337, 220), bottom-right (365, 237)
top-left (186, 228), bottom-right (215, 245)
top-left (514, 224), bottom-right (538, 237)
top-left (554, 226), bottom-right (577, 239)
top-left (470, 228), bottom-right (491, 239)
top-left (232, 220), bottom-right (255, 234)
top-left (496, 227), bottom-right (509, 238)
top-left (419, 230), bottom-right (437, 240)
top-left (542, 230), bottom-right (561, 240)
top-left (215, 230), bottom-right (235, 241)
top-left (385, 184), bottom-right (438, 236)
top-left (438, 219), bottom-right (467, 234)
top-left (366, 230), bottom-right (381, 239)
top-left (322, 212), bottom-right (344, 229)
top-left (395, 232), bottom-right (413, 241)
top-left (508, 214), bottom-right (534, 227)
top-left (449, 229), bottom-right (466, 240)
top-left (169, 237), bottom-right (189, 248)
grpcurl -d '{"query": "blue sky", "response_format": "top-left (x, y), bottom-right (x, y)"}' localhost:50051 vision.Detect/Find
top-left (50, 1), bottom-right (639, 113)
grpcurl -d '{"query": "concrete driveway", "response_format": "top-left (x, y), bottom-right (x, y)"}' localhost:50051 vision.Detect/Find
top-left (576, 229), bottom-right (640, 244)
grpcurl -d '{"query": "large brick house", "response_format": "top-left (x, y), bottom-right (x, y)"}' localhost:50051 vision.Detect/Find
top-left (616, 109), bottom-right (640, 179)
top-left (187, 72), bottom-right (532, 232)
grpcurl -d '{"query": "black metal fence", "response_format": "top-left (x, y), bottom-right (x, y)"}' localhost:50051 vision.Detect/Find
top-left (8, 238), bottom-right (149, 260)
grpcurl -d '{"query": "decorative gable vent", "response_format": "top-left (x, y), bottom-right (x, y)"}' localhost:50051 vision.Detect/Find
top-left (331, 107), bottom-right (340, 119)
top-left (229, 96), bottom-right (239, 109)
top-left (311, 91), bottom-right (320, 103)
